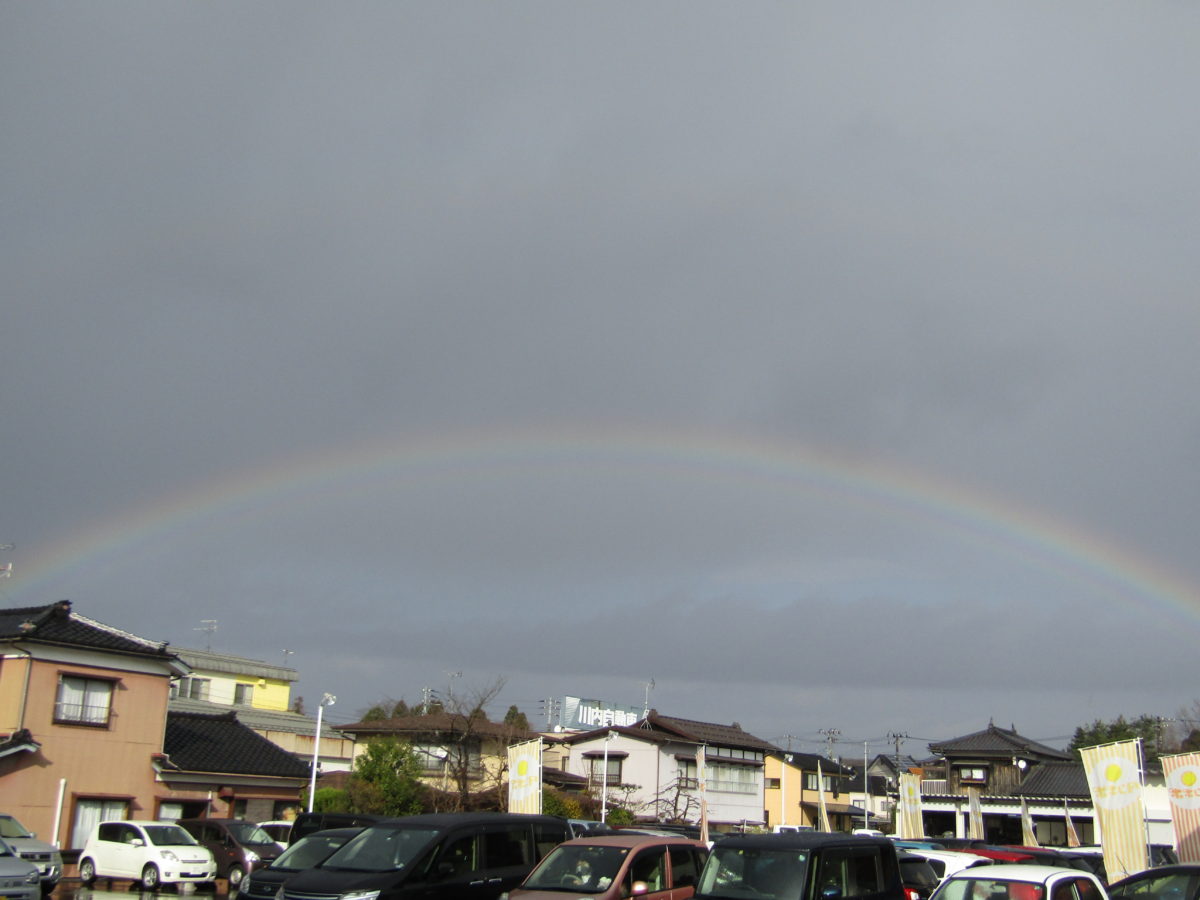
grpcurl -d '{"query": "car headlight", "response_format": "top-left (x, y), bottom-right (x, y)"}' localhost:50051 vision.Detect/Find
top-left (25, 870), bottom-right (40, 885)
top-left (340, 891), bottom-right (381, 900)
top-left (246, 850), bottom-right (260, 863)
top-left (160, 850), bottom-right (180, 862)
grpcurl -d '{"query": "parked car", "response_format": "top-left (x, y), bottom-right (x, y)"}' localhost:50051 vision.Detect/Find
top-left (507, 832), bottom-right (709, 900)
top-left (241, 827), bottom-right (364, 900)
top-left (280, 812), bottom-right (571, 900)
top-left (929, 864), bottom-right (1109, 900)
top-left (0, 815), bottom-right (62, 893)
top-left (287, 811), bottom-right (388, 844)
top-left (78, 820), bottom-right (217, 889)
top-left (900, 851), bottom-right (943, 900)
top-left (1108, 864), bottom-right (1200, 900)
top-left (258, 820), bottom-right (294, 846)
top-left (694, 832), bottom-right (906, 900)
top-left (902, 849), bottom-right (994, 883)
top-left (177, 818), bottom-right (284, 888)
top-left (0, 836), bottom-right (40, 900)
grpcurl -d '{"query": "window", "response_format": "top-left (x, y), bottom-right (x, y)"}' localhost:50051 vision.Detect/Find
top-left (55, 675), bottom-right (114, 726)
top-left (629, 847), bottom-right (666, 893)
top-left (765, 777), bottom-right (781, 790)
top-left (587, 756), bottom-right (622, 787)
top-left (71, 798), bottom-right (128, 849)
top-left (670, 844), bottom-right (705, 888)
top-left (171, 677), bottom-right (210, 701)
top-left (817, 848), bottom-right (884, 898)
top-left (805, 773), bottom-right (835, 791)
top-left (412, 743), bottom-right (448, 774)
top-left (679, 759), bottom-right (699, 789)
top-left (709, 762), bottom-right (758, 794)
top-left (958, 766), bottom-right (988, 784)
top-left (234, 683), bottom-right (254, 706)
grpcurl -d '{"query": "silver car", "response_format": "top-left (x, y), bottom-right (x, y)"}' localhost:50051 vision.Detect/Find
top-left (0, 836), bottom-right (40, 900)
top-left (0, 815), bottom-right (63, 893)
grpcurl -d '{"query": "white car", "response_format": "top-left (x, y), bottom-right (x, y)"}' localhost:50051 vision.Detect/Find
top-left (79, 820), bottom-right (216, 889)
top-left (930, 864), bottom-right (1108, 900)
top-left (904, 849), bottom-right (994, 883)
top-left (0, 836), bottom-right (40, 900)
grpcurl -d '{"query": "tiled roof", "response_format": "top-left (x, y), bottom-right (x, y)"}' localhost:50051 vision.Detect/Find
top-left (1013, 761), bottom-right (1090, 799)
top-left (0, 601), bottom-right (176, 659)
top-left (169, 697), bottom-right (346, 738)
top-left (928, 723), bottom-right (1072, 761)
top-left (164, 711), bottom-right (311, 778)
top-left (779, 751), bottom-right (856, 776)
top-left (644, 711), bottom-right (780, 752)
top-left (338, 712), bottom-right (536, 741)
top-left (172, 647), bottom-right (298, 682)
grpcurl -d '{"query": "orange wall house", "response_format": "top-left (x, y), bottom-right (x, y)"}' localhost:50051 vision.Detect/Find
top-left (0, 601), bottom-right (188, 848)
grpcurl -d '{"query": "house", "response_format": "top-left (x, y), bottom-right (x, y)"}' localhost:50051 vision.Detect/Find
top-left (337, 711), bottom-right (536, 804)
top-left (764, 751), bottom-right (863, 831)
top-left (0, 601), bottom-right (188, 849)
top-left (155, 710), bottom-right (311, 822)
top-left (560, 710), bottom-right (779, 828)
top-left (919, 722), bottom-right (1095, 845)
top-left (168, 647), bottom-right (354, 777)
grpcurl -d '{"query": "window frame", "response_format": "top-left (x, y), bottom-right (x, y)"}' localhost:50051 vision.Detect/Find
top-left (54, 673), bottom-right (117, 728)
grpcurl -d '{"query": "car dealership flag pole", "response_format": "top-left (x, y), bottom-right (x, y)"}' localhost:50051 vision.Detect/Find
top-left (1160, 751), bottom-right (1200, 862)
top-left (1081, 739), bottom-right (1150, 881)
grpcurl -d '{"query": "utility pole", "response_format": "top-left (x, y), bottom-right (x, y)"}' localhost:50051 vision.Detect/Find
top-left (888, 731), bottom-right (909, 757)
top-left (819, 728), bottom-right (841, 763)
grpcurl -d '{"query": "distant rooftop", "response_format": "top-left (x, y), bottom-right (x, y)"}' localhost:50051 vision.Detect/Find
top-left (172, 646), bottom-right (299, 682)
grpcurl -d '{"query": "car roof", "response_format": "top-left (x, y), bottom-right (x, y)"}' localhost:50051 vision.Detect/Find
top-left (713, 833), bottom-right (894, 850)
top-left (948, 865), bottom-right (1092, 882)
top-left (102, 820), bottom-right (185, 827)
top-left (556, 834), bottom-right (707, 849)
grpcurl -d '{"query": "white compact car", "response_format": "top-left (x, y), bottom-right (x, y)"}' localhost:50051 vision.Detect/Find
top-left (79, 820), bottom-right (217, 889)
top-left (930, 864), bottom-right (1109, 900)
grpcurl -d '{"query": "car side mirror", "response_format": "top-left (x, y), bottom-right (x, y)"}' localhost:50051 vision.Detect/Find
top-left (131, 839), bottom-right (145, 848)
top-left (631, 882), bottom-right (649, 896)
top-left (822, 886), bottom-right (843, 900)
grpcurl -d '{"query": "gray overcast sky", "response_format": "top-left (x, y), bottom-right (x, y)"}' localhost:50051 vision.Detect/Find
top-left (4, 2), bottom-right (1200, 756)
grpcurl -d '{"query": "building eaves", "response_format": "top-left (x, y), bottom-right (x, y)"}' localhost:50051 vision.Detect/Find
top-left (172, 647), bottom-right (298, 682)
top-left (0, 601), bottom-right (181, 665)
top-left (645, 711), bottom-right (780, 753)
top-left (164, 711), bottom-right (311, 779)
top-left (168, 697), bottom-right (346, 739)
top-left (928, 723), bottom-right (1071, 762)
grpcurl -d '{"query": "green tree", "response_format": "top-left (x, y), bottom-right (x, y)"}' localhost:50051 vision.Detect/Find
top-left (306, 786), bottom-right (350, 812)
top-left (347, 738), bottom-right (427, 815)
top-left (542, 788), bottom-right (584, 819)
top-left (1069, 714), bottom-right (1173, 762)
top-left (503, 705), bottom-right (530, 731)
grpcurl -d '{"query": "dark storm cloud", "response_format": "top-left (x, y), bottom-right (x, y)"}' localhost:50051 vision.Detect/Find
top-left (3, 1), bottom-right (1200, 745)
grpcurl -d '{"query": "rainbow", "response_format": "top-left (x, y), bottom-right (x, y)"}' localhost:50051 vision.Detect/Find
top-left (11, 424), bottom-right (1200, 619)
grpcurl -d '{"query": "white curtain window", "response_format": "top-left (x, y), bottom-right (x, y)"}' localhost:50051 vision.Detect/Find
top-left (56, 676), bottom-right (113, 725)
top-left (71, 798), bottom-right (128, 849)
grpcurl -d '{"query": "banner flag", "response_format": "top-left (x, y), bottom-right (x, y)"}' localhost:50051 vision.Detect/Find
top-left (1161, 752), bottom-right (1200, 862)
top-left (697, 744), bottom-right (709, 844)
top-left (1081, 740), bottom-right (1149, 881)
top-left (1064, 800), bottom-right (1081, 848)
top-left (1020, 798), bottom-right (1039, 847)
top-left (817, 760), bottom-right (832, 832)
top-left (506, 739), bottom-right (543, 814)
top-left (897, 772), bottom-right (925, 839)
top-left (967, 786), bottom-right (984, 840)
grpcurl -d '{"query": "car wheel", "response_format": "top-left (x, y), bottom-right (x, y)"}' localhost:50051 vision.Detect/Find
top-left (229, 865), bottom-right (246, 888)
top-left (79, 858), bottom-right (97, 885)
top-left (141, 863), bottom-right (161, 890)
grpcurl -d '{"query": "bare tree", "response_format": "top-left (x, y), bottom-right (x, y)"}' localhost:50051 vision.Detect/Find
top-left (440, 677), bottom-right (508, 810)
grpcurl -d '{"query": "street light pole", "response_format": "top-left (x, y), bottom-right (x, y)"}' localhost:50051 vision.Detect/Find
top-left (308, 693), bottom-right (336, 813)
top-left (600, 730), bottom-right (617, 823)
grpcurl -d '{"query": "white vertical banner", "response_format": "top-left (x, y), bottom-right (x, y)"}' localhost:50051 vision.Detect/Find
top-left (897, 772), bottom-right (925, 839)
top-left (1081, 740), bottom-right (1149, 881)
top-left (1064, 800), bottom-right (1081, 848)
top-left (1020, 798), bottom-right (1039, 847)
top-left (967, 786), bottom-right (985, 840)
top-left (696, 744), bottom-right (709, 843)
top-left (817, 760), bottom-right (832, 832)
top-left (1161, 752), bottom-right (1200, 862)
top-left (507, 739), bottom-right (543, 814)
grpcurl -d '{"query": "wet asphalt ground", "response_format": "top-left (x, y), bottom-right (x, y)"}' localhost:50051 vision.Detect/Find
top-left (53, 882), bottom-right (237, 900)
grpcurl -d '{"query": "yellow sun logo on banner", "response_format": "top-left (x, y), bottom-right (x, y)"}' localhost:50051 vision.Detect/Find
top-left (1166, 764), bottom-right (1200, 809)
top-left (1091, 756), bottom-right (1141, 810)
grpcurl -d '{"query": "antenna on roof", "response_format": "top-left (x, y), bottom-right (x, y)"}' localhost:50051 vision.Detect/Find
top-left (642, 678), bottom-right (655, 717)
top-left (195, 620), bottom-right (217, 652)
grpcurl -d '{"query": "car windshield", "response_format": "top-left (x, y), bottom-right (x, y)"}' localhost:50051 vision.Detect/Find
top-left (143, 825), bottom-right (198, 846)
top-left (1111, 872), bottom-right (1193, 900)
top-left (0, 818), bottom-right (32, 840)
top-left (270, 833), bottom-right (355, 872)
top-left (936, 878), bottom-right (1046, 900)
top-left (321, 826), bottom-right (440, 873)
top-left (0, 837), bottom-right (14, 858)
top-left (226, 822), bottom-right (277, 845)
top-left (523, 845), bottom-right (631, 893)
top-left (697, 847), bottom-right (809, 900)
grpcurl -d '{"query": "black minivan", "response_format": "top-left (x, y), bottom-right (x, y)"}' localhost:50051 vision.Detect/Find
top-left (280, 813), bottom-right (570, 900)
top-left (177, 819), bottom-right (283, 888)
